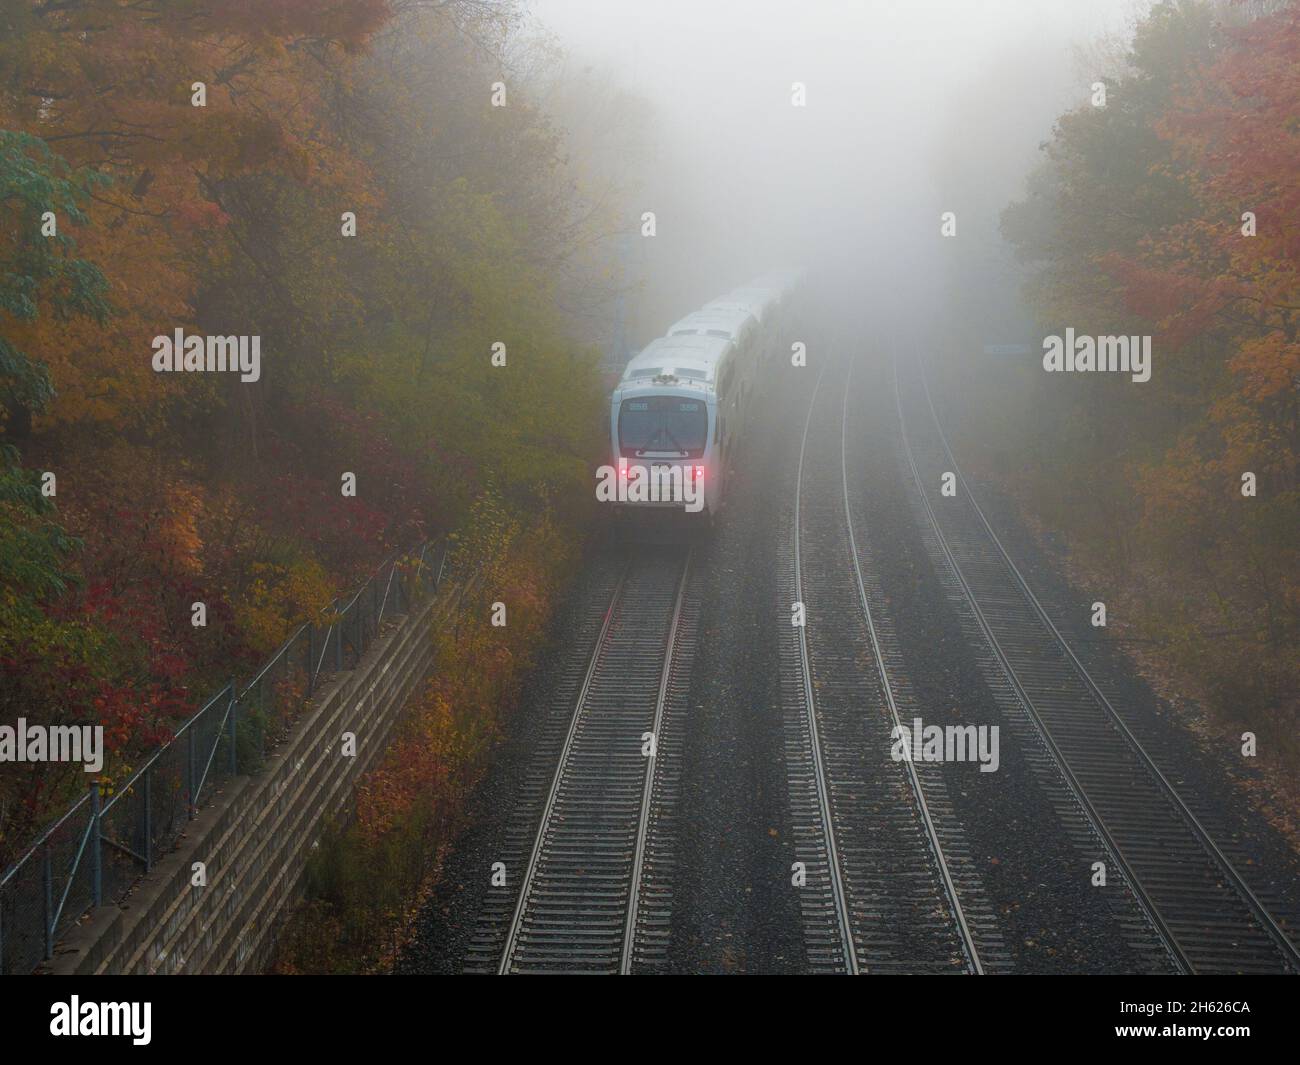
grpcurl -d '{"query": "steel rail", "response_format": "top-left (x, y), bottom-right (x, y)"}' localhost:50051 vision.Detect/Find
top-left (792, 363), bottom-right (860, 974)
top-left (839, 359), bottom-right (984, 975)
top-left (497, 561), bottom-right (632, 974)
top-left (891, 349), bottom-right (1191, 973)
top-left (912, 352), bottom-right (1300, 973)
top-left (620, 549), bottom-right (693, 974)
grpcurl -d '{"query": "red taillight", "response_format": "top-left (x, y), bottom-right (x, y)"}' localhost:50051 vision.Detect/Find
top-left (694, 465), bottom-right (705, 482)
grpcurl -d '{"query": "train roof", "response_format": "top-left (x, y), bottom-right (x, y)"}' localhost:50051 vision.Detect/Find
top-left (666, 305), bottom-right (757, 341)
top-left (705, 292), bottom-right (774, 321)
top-left (620, 334), bottom-right (733, 386)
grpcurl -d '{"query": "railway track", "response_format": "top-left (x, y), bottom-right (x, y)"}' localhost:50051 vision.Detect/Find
top-left (894, 352), bottom-right (1300, 974)
top-left (483, 547), bottom-right (694, 974)
top-left (781, 361), bottom-right (993, 973)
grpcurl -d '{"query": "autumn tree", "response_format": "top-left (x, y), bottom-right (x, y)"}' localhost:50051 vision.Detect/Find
top-left (1000, 0), bottom-right (1299, 754)
top-left (0, 0), bottom-right (623, 859)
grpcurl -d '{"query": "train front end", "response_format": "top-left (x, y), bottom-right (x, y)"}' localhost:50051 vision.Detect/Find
top-left (606, 350), bottom-right (720, 525)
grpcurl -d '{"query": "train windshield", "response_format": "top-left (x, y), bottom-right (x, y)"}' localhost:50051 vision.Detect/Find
top-left (618, 396), bottom-right (708, 458)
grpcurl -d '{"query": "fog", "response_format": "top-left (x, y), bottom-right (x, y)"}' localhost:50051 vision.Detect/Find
top-left (530, 0), bottom-right (1145, 349)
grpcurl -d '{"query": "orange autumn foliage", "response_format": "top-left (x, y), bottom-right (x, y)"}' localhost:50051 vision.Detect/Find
top-left (1001, 0), bottom-right (1298, 765)
top-left (275, 501), bottom-right (577, 972)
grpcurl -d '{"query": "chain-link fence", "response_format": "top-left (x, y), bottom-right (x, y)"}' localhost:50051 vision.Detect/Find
top-left (0, 541), bottom-right (445, 974)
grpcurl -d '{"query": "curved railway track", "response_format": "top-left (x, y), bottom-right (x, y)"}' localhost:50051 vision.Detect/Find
top-left (893, 351), bottom-right (1300, 975)
top-left (488, 548), bottom-right (695, 974)
top-left (781, 360), bottom-right (990, 973)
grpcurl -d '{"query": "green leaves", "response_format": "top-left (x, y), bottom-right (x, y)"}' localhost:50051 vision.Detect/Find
top-left (0, 445), bottom-right (79, 602)
top-left (0, 130), bottom-right (111, 413)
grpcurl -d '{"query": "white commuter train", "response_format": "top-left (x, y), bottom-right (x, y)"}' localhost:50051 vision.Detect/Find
top-left (607, 272), bottom-right (800, 524)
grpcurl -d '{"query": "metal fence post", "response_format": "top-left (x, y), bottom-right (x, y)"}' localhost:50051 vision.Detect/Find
top-left (143, 768), bottom-right (153, 872)
top-left (307, 625), bottom-right (315, 695)
top-left (186, 728), bottom-right (196, 819)
top-left (42, 845), bottom-right (53, 960)
top-left (90, 783), bottom-right (102, 908)
top-left (228, 680), bottom-right (239, 775)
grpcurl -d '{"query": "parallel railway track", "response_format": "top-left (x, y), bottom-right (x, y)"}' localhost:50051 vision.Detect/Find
top-left (894, 352), bottom-right (1300, 974)
top-left (469, 548), bottom-right (694, 974)
top-left (781, 361), bottom-right (994, 973)
top-left (460, 341), bottom-right (1297, 976)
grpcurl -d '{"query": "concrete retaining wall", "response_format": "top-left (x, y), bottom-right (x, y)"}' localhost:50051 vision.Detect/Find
top-left (49, 581), bottom-right (462, 975)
